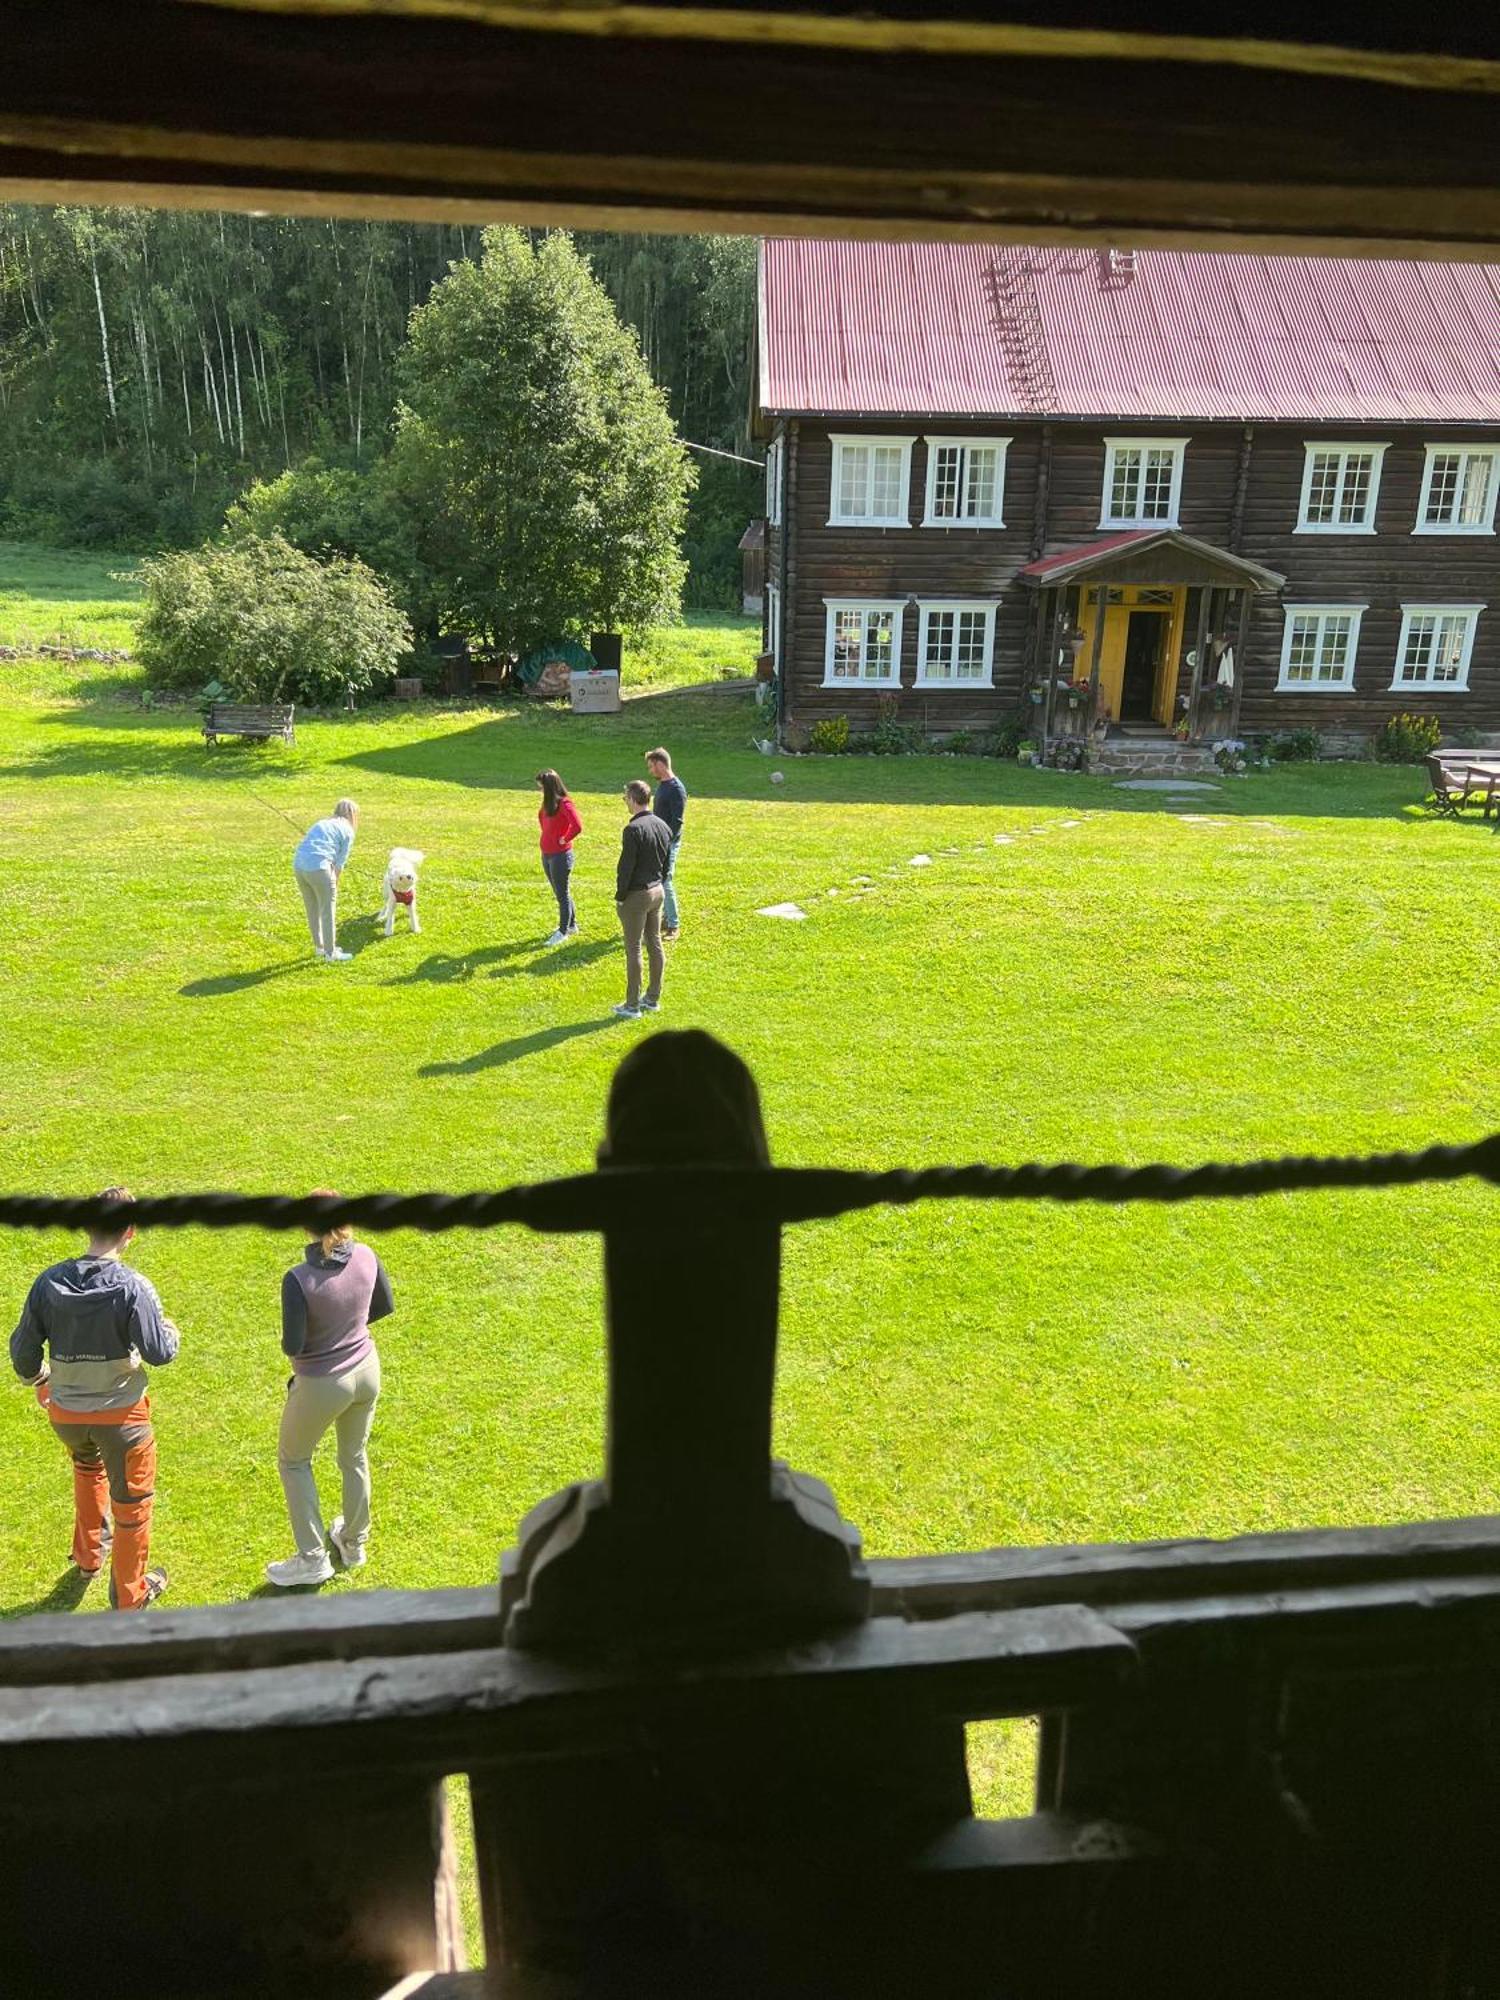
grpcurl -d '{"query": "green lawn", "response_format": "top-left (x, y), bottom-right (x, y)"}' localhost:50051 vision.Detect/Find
top-left (1, 557), bottom-right (1497, 1838)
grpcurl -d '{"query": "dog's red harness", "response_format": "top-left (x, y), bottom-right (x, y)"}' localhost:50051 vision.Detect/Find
top-left (393, 887), bottom-right (414, 906)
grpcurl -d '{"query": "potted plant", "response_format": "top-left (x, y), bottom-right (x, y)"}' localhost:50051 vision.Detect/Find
top-left (1016, 738), bottom-right (1037, 764)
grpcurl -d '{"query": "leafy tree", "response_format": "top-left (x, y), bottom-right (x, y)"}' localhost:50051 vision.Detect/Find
top-left (137, 531), bottom-right (411, 705)
top-left (0, 209), bottom-right (754, 597)
top-left (389, 227), bottom-right (694, 656)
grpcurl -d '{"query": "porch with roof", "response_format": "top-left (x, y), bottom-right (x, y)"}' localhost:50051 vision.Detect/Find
top-left (1024, 532), bottom-right (1296, 764)
top-left (1018, 531), bottom-right (1285, 770)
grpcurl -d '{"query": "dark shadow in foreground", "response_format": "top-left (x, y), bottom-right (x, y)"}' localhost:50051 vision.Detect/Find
top-left (7, 1568), bottom-right (93, 1617)
top-left (420, 1017), bottom-right (618, 1076)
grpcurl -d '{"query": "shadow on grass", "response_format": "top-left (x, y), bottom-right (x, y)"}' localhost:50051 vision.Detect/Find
top-left (384, 937), bottom-right (616, 987)
top-left (7, 1567), bottom-right (94, 1617)
top-left (494, 937), bottom-right (616, 981)
top-left (335, 912), bottom-right (386, 955)
top-left (0, 698), bottom-right (1441, 822)
top-left (336, 711), bottom-right (1432, 819)
top-left (385, 941), bottom-right (535, 985)
top-left (180, 958), bottom-right (311, 997)
top-left (420, 1017), bottom-right (618, 1076)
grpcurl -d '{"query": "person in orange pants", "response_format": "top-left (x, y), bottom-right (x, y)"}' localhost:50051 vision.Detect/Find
top-left (10, 1186), bottom-right (180, 1609)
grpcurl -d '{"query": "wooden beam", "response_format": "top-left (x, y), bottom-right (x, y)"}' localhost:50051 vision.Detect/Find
top-left (8, 4), bottom-right (1500, 248)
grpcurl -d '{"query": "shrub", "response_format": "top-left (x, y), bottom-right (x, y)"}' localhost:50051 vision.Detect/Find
top-left (1453, 724), bottom-right (1485, 748)
top-left (1269, 727), bottom-right (1323, 763)
top-left (808, 715), bottom-right (850, 754)
top-left (981, 709), bottom-right (1031, 759)
top-left (137, 532), bottom-right (413, 707)
top-left (866, 693), bottom-right (924, 756)
top-left (1374, 712), bottom-right (1443, 763)
top-left (945, 729), bottom-right (975, 755)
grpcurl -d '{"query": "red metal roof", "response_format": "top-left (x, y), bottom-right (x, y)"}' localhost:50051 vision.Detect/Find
top-left (1017, 531), bottom-right (1155, 579)
top-left (1015, 530), bottom-right (1285, 590)
top-left (759, 242), bottom-right (1500, 424)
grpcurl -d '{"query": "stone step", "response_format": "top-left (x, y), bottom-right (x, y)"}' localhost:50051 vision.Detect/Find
top-left (1090, 749), bottom-right (1217, 775)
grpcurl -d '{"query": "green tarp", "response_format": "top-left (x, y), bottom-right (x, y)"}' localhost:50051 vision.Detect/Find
top-left (514, 637), bottom-right (596, 687)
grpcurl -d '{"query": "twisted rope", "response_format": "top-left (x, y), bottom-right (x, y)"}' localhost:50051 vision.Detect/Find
top-left (2, 1133), bottom-right (1497, 1237)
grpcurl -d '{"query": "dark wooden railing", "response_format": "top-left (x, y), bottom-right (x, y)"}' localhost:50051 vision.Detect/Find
top-left (3, 1032), bottom-right (1499, 1998)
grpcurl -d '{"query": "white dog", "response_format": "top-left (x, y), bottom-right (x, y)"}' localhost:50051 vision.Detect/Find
top-left (380, 847), bottom-right (425, 935)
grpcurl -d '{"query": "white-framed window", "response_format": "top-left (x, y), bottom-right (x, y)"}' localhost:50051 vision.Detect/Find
top-left (765, 434), bottom-right (784, 527)
top-left (1099, 437), bottom-right (1187, 528)
top-left (827, 434), bottom-right (915, 528)
top-left (1391, 604), bottom-right (1483, 691)
top-left (921, 436), bottom-right (1009, 527)
top-left (765, 582), bottom-right (780, 670)
top-left (1295, 442), bottom-right (1387, 533)
top-left (822, 599), bottom-right (905, 688)
top-left (1276, 605), bottom-right (1365, 691)
top-left (915, 601), bottom-right (999, 688)
top-left (1414, 446), bottom-right (1499, 535)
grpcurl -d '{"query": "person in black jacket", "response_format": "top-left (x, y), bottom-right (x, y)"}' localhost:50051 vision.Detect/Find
top-left (613, 779), bottom-right (674, 1019)
top-left (645, 747), bottom-right (687, 939)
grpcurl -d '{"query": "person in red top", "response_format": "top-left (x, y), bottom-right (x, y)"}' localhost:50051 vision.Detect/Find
top-left (536, 768), bottom-right (583, 945)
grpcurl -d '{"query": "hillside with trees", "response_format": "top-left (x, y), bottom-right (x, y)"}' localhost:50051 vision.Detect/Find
top-left (0, 210), bottom-right (758, 603)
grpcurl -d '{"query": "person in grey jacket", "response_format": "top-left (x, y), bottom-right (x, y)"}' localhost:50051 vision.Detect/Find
top-left (266, 1196), bottom-right (394, 1589)
top-left (9, 1186), bottom-right (179, 1609)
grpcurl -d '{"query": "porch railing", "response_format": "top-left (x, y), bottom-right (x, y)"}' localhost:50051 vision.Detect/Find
top-left (2, 1034), bottom-right (1498, 1999)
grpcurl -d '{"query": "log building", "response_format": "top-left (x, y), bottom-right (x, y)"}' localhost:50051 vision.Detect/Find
top-left (759, 243), bottom-right (1500, 764)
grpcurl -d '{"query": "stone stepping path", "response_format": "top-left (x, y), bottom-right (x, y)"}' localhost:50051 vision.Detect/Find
top-left (1113, 777), bottom-right (1221, 793)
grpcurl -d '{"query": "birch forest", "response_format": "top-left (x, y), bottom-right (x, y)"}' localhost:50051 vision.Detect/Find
top-left (0, 209), bottom-right (759, 603)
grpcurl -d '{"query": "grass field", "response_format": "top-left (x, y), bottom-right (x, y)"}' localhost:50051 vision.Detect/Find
top-left (2, 550), bottom-right (1498, 1844)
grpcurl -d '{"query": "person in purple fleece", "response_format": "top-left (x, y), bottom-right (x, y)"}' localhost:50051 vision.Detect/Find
top-left (266, 1195), bottom-right (394, 1588)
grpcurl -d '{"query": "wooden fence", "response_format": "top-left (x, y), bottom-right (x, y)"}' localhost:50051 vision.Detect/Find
top-left (3, 1031), bottom-right (1498, 1997)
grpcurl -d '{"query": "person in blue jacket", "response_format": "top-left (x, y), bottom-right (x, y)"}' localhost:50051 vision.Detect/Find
top-left (293, 798), bottom-right (358, 962)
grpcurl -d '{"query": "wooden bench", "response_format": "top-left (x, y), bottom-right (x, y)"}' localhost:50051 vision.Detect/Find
top-left (202, 701), bottom-right (295, 745)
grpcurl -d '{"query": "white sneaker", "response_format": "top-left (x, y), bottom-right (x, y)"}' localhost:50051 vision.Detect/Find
top-left (265, 1550), bottom-right (334, 1588)
top-left (328, 1515), bottom-right (367, 1568)
top-left (612, 1002), bottom-right (641, 1019)
top-left (326, 948), bottom-right (353, 963)
top-left (543, 929), bottom-right (567, 946)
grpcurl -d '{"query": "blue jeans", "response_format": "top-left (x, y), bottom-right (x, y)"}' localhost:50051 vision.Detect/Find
top-left (662, 839), bottom-right (681, 931)
top-left (542, 849), bottom-right (575, 933)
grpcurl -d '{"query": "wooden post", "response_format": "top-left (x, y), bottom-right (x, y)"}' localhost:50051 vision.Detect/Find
top-left (1084, 583), bottom-right (1107, 742)
top-left (500, 1029), bottom-right (868, 1651)
top-left (1040, 588), bottom-right (1064, 756)
top-left (1030, 421), bottom-right (1053, 560)
top-left (1228, 425), bottom-right (1254, 553)
top-left (776, 417), bottom-right (798, 740)
top-left (482, 1034), bottom-right (958, 1988)
top-left (1186, 586), bottom-right (1212, 741)
top-left (1228, 586), bottom-right (1252, 740)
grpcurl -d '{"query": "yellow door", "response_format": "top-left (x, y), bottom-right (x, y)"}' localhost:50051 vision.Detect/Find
top-left (1076, 585), bottom-right (1185, 726)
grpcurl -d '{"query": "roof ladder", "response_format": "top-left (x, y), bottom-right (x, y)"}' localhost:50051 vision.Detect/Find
top-left (989, 251), bottom-right (1059, 415)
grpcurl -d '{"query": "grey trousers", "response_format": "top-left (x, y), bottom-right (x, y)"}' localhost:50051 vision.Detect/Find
top-left (295, 864), bottom-right (337, 956)
top-left (277, 1350), bottom-right (381, 1559)
top-left (617, 885), bottom-right (664, 1008)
